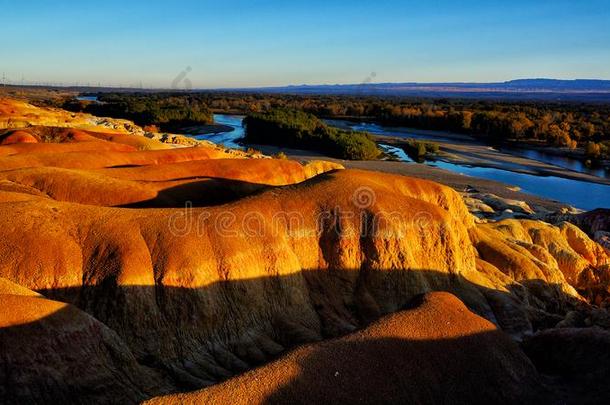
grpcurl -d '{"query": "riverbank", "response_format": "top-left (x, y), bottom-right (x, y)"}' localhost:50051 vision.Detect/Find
top-left (244, 142), bottom-right (572, 212)
top-left (325, 118), bottom-right (610, 183)
top-left (379, 135), bottom-right (610, 186)
top-left (187, 114), bottom-right (608, 211)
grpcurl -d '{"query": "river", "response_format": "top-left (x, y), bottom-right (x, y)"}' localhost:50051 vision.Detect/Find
top-left (73, 96), bottom-right (608, 209)
top-left (191, 114), bottom-right (245, 149)
top-left (202, 114), bottom-right (609, 210)
top-left (338, 119), bottom-right (610, 210)
top-left (329, 120), bottom-right (610, 180)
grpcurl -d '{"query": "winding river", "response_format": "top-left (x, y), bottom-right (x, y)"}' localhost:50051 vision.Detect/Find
top-left (335, 120), bottom-right (610, 180)
top-left (195, 114), bottom-right (610, 210)
top-left (192, 114), bottom-right (245, 149)
top-left (75, 95), bottom-right (608, 210)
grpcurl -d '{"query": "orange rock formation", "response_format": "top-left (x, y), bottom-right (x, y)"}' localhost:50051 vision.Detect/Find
top-left (0, 98), bottom-right (609, 403)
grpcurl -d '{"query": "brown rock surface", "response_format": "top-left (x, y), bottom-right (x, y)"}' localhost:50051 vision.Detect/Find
top-left (523, 327), bottom-right (610, 404)
top-left (0, 278), bottom-right (170, 403)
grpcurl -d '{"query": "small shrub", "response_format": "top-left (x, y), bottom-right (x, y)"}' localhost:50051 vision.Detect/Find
top-left (585, 141), bottom-right (601, 159)
top-left (401, 138), bottom-right (439, 161)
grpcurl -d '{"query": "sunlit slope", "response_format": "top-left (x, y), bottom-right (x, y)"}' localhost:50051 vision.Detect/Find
top-left (1, 97), bottom-right (609, 403)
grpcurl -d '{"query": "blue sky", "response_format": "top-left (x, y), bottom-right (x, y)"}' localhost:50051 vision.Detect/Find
top-left (1, 0), bottom-right (609, 88)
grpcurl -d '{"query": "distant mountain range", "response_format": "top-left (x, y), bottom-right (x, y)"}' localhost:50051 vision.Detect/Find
top-left (13, 78), bottom-right (610, 102)
top-left (234, 79), bottom-right (610, 101)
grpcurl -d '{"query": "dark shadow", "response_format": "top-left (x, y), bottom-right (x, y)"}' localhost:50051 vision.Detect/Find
top-left (522, 327), bottom-right (610, 405)
top-left (106, 164), bottom-right (144, 169)
top-left (114, 170), bottom-right (347, 209)
top-left (117, 177), bottom-right (276, 208)
top-left (116, 168), bottom-right (346, 208)
top-left (0, 268), bottom-right (605, 404)
top-left (262, 333), bottom-right (547, 405)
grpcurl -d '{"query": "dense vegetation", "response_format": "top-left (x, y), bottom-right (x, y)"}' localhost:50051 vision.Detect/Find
top-left (64, 93), bottom-right (213, 131)
top-left (198, 93), bottom-right (610, 162)
top-left (68, 91), bottom-right (610, 162)
top-left (244, 109), bottom-right (380, 160)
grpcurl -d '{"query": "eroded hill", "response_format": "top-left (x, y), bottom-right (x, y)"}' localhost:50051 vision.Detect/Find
top-left (0, 98), bottom-right (609, 404)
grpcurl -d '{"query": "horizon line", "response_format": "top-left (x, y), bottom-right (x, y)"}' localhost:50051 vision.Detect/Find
top-left (3, 77), bottom-right (610, 92)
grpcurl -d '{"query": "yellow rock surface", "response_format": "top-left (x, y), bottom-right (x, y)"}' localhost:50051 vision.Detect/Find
top-left (0, 97), bottom-right (140, 134)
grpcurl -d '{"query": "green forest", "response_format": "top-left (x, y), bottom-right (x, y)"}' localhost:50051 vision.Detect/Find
top-left (68, 92), bottom-right (610, 162)
top-left (244, 109), bottom-right (380, 160)
top-left (64, 93), bottom-right (213, 131)
top-left (203, 93), bottom-right (610, 161)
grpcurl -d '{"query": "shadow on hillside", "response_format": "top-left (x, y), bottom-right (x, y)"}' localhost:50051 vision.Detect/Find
top-left (261, 332), bottom-right (548, 405)
top-left (118, 177), bottom-right (275, 208)
top-left (0, 268), bottom-right (603, 404)
top-left (117, 168), bottom-right (345, 208)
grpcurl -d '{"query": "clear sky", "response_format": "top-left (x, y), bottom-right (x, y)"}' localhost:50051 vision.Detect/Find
top-left (1, 0), bottom-right (609, 88)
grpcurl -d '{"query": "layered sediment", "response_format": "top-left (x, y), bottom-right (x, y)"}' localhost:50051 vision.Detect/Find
top-left (0, 98), bottom-right (609, 404)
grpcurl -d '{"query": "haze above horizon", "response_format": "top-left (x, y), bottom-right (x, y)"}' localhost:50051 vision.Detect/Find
top-left (1, 1), bottom-right (609, 88)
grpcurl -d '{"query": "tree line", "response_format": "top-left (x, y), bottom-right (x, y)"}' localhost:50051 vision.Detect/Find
top-left (64, 93), bottom-right (214, 131)
top-left (202, 93), bottom-right (610, 161)
top-left (67, 91), bottom-right (610, 162)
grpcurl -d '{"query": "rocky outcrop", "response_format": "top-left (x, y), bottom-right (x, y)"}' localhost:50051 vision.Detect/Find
top-left (554, 208), bottom-right (610, 234)
top-left (550, 208), bottom-right (610, 251)
top-left (470, 219), bottom-right (610, 325)
top-left (0, 98), bottom-right (142, 135)
top-left (523, 327), bottom-right (610, 404)
top-left (0, 168), bottom-right (481, 360)
top-left (0, 160), bottom-right (606, 403)
top-left (472, 219), bottom-right (609, 291)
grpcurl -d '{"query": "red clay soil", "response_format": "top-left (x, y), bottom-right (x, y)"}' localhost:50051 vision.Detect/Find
top-left (147, 292), bottom-right (548, 405)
